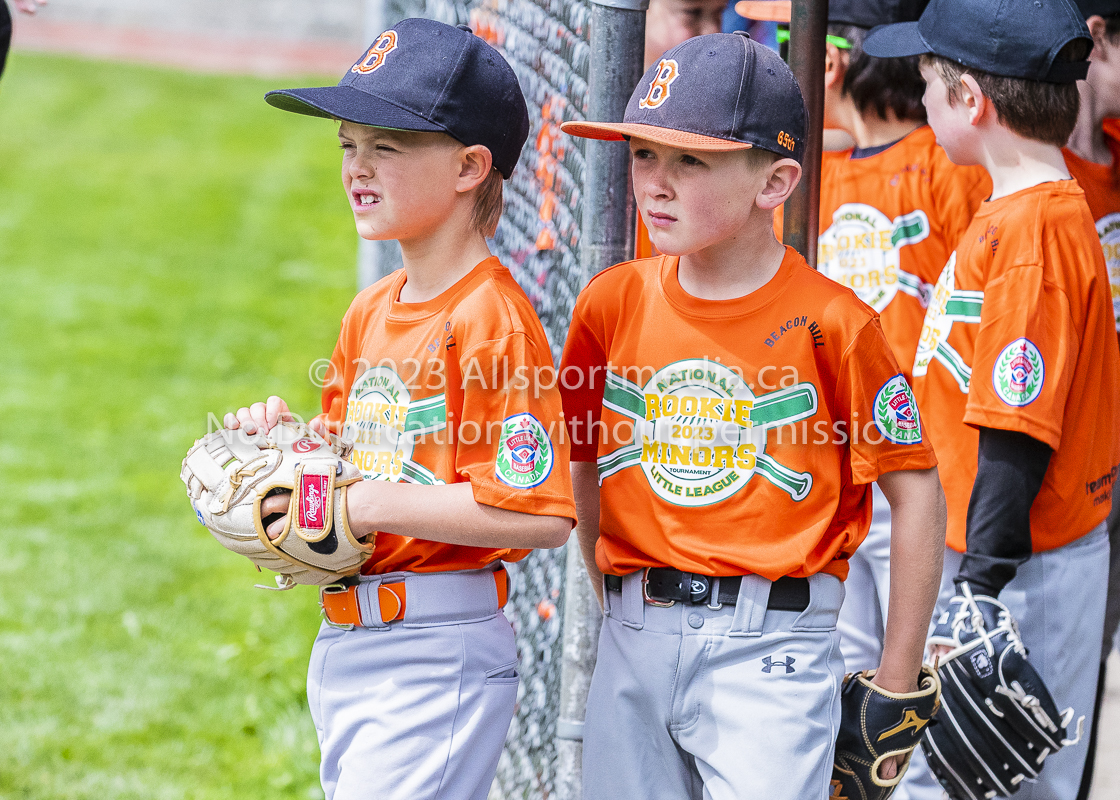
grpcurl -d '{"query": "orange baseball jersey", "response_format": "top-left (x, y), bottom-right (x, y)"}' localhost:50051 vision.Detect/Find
top-left (816, 126), bottom-right (991, 378)
top-left (912, 181), bottom-right (1120, 553)
top-left (559, 246), bottom-right (937, 581)
top-left (1064, 119), bottom-right (1120, 332)
top-left (315, 257), bottom-right (576, 574)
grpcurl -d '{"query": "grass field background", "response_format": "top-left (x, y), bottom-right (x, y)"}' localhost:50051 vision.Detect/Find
top-left (0, 52), bottom-right (360, 799)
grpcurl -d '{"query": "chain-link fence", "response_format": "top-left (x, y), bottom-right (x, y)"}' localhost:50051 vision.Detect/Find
top-left (365, 0), bottom-right (593, 797)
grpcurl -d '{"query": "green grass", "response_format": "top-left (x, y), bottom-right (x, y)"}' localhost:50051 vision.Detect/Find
top-left (0, 52), bottom-right (361, 799)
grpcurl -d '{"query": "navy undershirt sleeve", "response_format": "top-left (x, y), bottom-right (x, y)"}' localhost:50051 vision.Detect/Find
top-left (955, 427), bottom-right (1052, 597)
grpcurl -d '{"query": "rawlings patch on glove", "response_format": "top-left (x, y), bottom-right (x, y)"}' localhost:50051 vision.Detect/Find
top-left (180, 421), bottom-right (372, 590)
top-left (921, 583), bottom-right (1083, 800)
top-left (831, 664), bottom-right (941, 800)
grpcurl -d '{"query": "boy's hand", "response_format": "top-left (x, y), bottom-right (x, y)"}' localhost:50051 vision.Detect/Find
top-left (223, 395), bottom-right (320, 436)
top-left (259, 491), bottom-right (292, 540)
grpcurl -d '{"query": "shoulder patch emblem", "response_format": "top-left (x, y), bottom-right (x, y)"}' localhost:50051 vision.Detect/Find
top-left (874, 375), bottom-right (922, 444)
top-left (993, 339), bottom-right (1044, 406)
top-left (639, 59), bottom-right (680, 110)
top-left (496, 414), bottom-right (554, 489)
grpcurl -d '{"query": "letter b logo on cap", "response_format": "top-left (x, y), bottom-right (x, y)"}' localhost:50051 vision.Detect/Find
top-left (352, 31), bottom-right (399, 74)
top-left (640, 59), bottom-right (680, 110)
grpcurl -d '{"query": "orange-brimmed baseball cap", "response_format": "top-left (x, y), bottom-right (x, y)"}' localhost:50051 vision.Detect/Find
top-left (733, 0), bottom-right (791, 22)
top-left (561, 32), bottom-right (806, 161)
top-left (735, 0), bottom-right (928, 26)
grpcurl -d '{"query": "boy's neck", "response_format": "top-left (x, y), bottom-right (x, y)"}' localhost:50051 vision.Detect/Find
top-left (396, 222), bottom-right (494, 304)
top-left (973, 126), bottom-right (1071, 200)
top-left (830, 97), bottom-right (922, 150)
top-left (1067, 81), bottom-right (1114, 166)
top-left (676, 224), bottom-right (788, 302)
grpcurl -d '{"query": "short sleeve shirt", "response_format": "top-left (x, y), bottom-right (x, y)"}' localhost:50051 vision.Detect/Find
top-left (817, 126), bottom-right (991, 378)
top-left (559, 246), bottom-right (937, 580)
top-left (1064, 120), bottom-right (1120, 332)
top-left (912, 181), bottom-right (1120, 552)
top-left (317, 257), bottom-right (576, 574)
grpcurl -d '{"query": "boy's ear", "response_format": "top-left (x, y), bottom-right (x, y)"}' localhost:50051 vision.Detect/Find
top-left (1087, 15), bottom-right (1109, 57)
top-left (756, 158), bottom-right (802, 211)
top-left (457, 145), bottom-right (494, 193)
top-left (823, 42), bottom-right (848, 90)
top-left (958, 74), bottom-right (989, 127)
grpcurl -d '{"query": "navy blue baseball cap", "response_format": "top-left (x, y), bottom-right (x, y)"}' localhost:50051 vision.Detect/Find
top-left (561, 32), bottom-right (807, 163)
top-left (265, 18), bottom-right (530, 179)
top-left (1076, 0), bottom-right (1120, 16)
top-left (735, 0), bottom-right (928, 28)
top-left (863, 0), bottom-right (1092, 83)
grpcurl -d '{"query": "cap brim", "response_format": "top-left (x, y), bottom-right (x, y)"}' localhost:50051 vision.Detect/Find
top-left (734, 1), bottom-right (791, 22)
top-left (560, 121), bottom-right (753, 152)
top-left (265, 86), bottom-right (446, 133)
top-left (862, 21), bottom-right (931, 59)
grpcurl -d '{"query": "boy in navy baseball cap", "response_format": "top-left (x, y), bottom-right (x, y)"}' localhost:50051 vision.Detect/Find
top-left (866, 3), bottom-right (1120, 800)
top-left (559, 32), bottom-right (946, 800)
top-left (225, 18), bottom-right (576, 800)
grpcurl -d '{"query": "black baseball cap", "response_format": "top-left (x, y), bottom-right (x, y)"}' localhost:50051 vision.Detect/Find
top-left (735, 0), bottom-right (927, 28)
top-left (1076, 0), bottom-right (1120, 17)
top-left (265, 18), bottom-right (530, 178)
top-left (561, 32), bottom-right (807, 163)
top-left (863, 0), bottom-right (1092, 83)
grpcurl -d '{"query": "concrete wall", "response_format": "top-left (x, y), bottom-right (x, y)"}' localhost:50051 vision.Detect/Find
top-left (27, 0), bottom-right (366, 45)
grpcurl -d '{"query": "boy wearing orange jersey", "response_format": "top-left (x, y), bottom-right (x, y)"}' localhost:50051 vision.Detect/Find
top-left (1064, 4), bottom-right (1120, 796)
top-left (559, 32), bottom-right (946, 799)
top-left (740, 0), bottom-right (991, 694)
top-left (223, 20), bottom-right (575, 800)
top-left (867, 0), bottom-right (1120, 797)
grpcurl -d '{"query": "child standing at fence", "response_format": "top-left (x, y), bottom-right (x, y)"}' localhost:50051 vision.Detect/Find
top-left (225, 19), bottom-right (576, 800)
top-left (559, 32), bottom-right (945, 799)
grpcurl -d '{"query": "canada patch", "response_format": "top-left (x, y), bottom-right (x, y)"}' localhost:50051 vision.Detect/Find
top-left (874, 375), bottom-right (922, 444)
top-left (993, 339), bottom-right (1044, 407)
top-left (495, 413), bottom-right (553, 489)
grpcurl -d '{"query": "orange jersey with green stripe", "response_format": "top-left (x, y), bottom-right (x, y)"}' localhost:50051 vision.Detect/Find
top-left (316, 257), bottom-right (576, 574)
top-left (559, 246), bottom-right (937, 580)
top-left (912, 181), bottom-right (1120, 553)
top-left (816, 126), bottom-right (990, 378)
top-left (1064, 119), bottom-right (1120, 333)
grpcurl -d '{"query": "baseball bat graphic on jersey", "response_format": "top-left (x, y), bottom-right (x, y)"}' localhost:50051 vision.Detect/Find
top-left (596, 370), bottom-right (819, 500)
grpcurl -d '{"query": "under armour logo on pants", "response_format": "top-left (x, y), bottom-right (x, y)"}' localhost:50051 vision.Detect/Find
top-left (761, 656), bottom-right (796, 674)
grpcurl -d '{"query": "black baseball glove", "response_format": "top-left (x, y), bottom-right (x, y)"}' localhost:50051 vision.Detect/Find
top-left (831, 664), bottom-right (941, 800)
top-left (920, 583), bottom-right (1083, 800)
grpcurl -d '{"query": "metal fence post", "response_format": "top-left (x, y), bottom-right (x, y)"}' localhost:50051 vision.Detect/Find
top-left (781, 0), bottom-right (828, 266)
top-left (554, 3), bottom-right (645, 799)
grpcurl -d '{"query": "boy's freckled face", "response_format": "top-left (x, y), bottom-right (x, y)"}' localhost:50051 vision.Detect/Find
top-left (919, 64), bottom-right (973, 165)
top-left (630, 137), bottom-right (768, 257)
top-left (337, 121), bottom-right (463, 242)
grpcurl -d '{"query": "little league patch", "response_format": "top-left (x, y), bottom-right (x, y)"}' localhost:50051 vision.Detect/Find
top-left (874, 375), bottom-right (922, 444)
top-left (993, 338), bottom-right (1044, 407)
top-left (496, 413), bottom-right (554, 488)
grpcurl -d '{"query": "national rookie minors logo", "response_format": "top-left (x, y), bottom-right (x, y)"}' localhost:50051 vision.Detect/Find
top-left (873, 375), bottom-right (922, 444)
top-left (495, 414), bottom-right (554, 488)
top-left (993, 339), bottom-right (1044, 407)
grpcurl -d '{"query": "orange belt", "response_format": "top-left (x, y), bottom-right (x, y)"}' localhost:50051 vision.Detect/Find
top-left (320, 568), bottom-right (509, 628)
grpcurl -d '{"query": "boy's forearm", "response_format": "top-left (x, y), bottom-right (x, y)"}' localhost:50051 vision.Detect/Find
top-left (875, 466), bottom-right (946, 691)
top-left (346, 480), bottom-right (571, 550)
top-left (572, 461), bottom-right (605, 608)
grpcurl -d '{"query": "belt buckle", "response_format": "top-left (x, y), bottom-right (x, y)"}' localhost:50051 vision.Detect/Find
top-left (319, 583), bottom-right (356, 631)
top-left (641, 567), bottom-right (675, 608)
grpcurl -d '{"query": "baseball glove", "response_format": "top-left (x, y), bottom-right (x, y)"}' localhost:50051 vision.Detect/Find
top-left (920, 583), bottom-right (1083, 800)
top-left (831, 664), bottom-right (942, 800)
top-left (180, 421), bottom-right (372, 590)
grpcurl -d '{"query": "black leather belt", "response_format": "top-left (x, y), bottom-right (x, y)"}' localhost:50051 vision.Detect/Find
top-left (604, 568), bottom-right (810, 612)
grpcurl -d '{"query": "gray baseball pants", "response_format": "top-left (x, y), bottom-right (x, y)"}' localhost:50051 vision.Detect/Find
top-left (583, 570), bottom-right (846, 800)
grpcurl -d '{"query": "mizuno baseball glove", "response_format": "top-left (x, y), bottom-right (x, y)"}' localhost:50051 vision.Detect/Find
top-left (921, 583), bottom-right (1083, 800)
top-left (831, 664), bottom-right (941, 800)
top-left (180, 421), bottom-right (372, 590)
